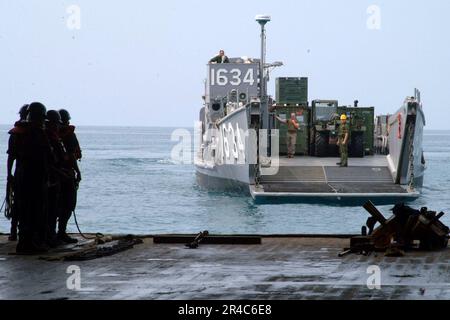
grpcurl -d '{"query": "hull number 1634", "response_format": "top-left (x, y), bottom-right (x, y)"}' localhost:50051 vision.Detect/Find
top-left (210, 68), bottom-right (255, 86)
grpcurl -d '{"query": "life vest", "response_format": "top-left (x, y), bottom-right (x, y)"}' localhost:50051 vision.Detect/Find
top-left (287, 120), bottom-right (298, 133)
top-left (8, 121), bottom-right (28, 135)
top-left (7, 122), bottom-right (30, 160)
top-left (59, 124), bottom-right (82, 160)
top-left (58, 125), bottom-right (75, 138)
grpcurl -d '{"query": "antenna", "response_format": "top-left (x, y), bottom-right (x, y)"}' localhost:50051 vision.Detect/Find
top-left (255, 14), bottom-right (272, 155)
top-left (255, 15), bottom-right (271, 26)
top-left (255, 14), bottom-right (271, 99)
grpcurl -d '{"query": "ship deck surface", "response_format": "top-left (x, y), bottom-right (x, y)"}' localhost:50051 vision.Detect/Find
top-left (0, 234), bottom-right (448, 300)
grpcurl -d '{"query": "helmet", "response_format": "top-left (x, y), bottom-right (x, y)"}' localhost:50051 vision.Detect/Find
top-left (18, 104), bottom-right (29, 120)
top-left (59, 109), bottom-right (71, 123)
top-left (340, 114), bottom-right (348, 121)
top-left (27, 102), bottom-right (47, 122)
top-left (46, 110), bottom-right (62, 124)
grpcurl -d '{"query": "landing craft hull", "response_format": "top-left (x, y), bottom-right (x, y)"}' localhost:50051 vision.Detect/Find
top-left (195, 105), bottom-right (255, 194)
top-left (196, 57), bottom-right (425, 204)
top-left (195, 164), bottom-right (251, 194)
top-left (249, 192), bottom-right (420, 206)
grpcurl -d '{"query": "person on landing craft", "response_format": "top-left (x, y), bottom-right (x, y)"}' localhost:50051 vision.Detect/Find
top-left (337, 114), bottom-right (350, 167)
top-left (209, 50), bottom-right (230, 64)
top-left (276, 113), bottom-right (300, 158)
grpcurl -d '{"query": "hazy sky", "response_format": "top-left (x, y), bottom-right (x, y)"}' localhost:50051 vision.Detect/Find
top-left (0, 0), bottom-right (449, 128)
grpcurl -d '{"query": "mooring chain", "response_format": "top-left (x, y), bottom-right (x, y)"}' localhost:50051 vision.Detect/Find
top-left (255, 163), bottom-right (261, 187)
top-left (254, 126), bottom-right (262, 187)
top-left (408, 120), bottom-right (416, 190)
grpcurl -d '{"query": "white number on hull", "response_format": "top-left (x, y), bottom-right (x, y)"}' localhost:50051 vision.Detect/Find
top-left (229, 69), bottom-right (242, 86)
top-left (217, 69), bottom-right (228, 86)
top-left (222, 126), bottom-right (230, 159)
top-left (222, 123), bottom-right (245, 162)
top-left (243, 69), bottom-right (255, 85)
top-left (228, 123), bottom-right (239, 159)
top-left (235, 123), bottom-right (245, 153)
top-left (211, 69), bottom-right (255, 87)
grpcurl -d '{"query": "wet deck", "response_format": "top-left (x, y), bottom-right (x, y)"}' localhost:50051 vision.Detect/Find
top-left (0, 234), bottom-right (448, 300)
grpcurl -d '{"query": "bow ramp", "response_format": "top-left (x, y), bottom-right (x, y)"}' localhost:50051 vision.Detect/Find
top-left (250, 156), bottom-right (418, 203)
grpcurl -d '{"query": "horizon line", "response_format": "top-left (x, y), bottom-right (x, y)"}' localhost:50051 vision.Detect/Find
top-left (0, 123), bottom-right (449, 131)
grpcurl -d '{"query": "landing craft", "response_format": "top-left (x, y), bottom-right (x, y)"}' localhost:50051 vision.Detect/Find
top-left (194, 15), bottom-right (426, 204)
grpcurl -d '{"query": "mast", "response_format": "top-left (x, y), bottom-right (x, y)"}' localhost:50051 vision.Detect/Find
top-left (255, 15), bottom-right (271, 131)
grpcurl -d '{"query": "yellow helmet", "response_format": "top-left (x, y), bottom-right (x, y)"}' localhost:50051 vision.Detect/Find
top-left (340, 114), bottom-right (348, 121)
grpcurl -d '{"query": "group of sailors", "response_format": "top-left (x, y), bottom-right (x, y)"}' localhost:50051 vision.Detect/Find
top-left (6, 102), bottom-right (82, 254)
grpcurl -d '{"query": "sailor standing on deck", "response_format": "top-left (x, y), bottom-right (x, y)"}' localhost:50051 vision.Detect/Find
top-left (45, 110), bottom-right (68, 247)
top-left (209, 50), bottom-right (230, 64)
top-left (6, 105), bottom-right (29, 241)
top-left (14, 102), bottom-right (53, 254)
top-left (276, 113), bottom-right (300, 158)
top-left (337, 114), bottom-right (350, 167)
top-left (56, 109), bottom-right (82, 244)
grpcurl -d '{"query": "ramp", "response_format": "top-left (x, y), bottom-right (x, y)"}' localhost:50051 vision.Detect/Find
top-left (252, 163), bottom-right (418, 202)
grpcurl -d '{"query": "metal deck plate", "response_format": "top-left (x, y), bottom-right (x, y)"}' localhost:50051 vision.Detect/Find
top-left (261, 182), bottom-right (408, 194)
top-left (262, 182), bottom-right (333, 193)
top-left (324, 166), bottom-right (393, 183)
top-left (259, 163), bottom-right (407, 195)
top-left (328, 183), bottom-right (408, 194)
top-left (261, 166), bottom-right (326, 183)
top-left (262, 166), bottom-right (394, 184)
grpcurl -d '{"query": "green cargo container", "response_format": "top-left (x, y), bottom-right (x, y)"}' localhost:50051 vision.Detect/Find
top-left (274, 105), bottom-right (310, 156)
top-left (275, 77), bottom-right (308, 104)
top-left (337, 106), bottom-right (375, 155)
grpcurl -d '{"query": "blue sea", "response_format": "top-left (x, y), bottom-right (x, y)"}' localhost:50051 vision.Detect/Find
top-left (0, 125), bottom-right (449, 235)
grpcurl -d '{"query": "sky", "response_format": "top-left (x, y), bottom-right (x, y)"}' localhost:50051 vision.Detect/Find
top-left (0, 0), bottom-right (449, 129)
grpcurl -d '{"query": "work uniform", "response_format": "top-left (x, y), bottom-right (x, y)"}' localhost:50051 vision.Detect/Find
top-left (13, 123), bottom-right (53, 251)
top-left (209, 55), bottom-right (230, 63)
top-left (286, 120), bottom-right (298, 158)
top-left (45, 124), bottom-right (67, 243)
top-left (58, 124), bottom-right (82, 237)
top-left (338, 122), bottom-right (350, 167)
top-left (6, 121), bottom-right (27, 240)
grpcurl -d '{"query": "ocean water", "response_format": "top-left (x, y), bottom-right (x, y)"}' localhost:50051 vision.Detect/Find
top-left (0, 125), bottom-right (449, 235)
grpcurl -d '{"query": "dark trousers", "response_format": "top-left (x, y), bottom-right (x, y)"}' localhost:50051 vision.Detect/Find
top-left (16, 172), bottom-right (48, 246)
top-left (47, 183), bottom-right (60, 239)
top-left (340, 143), bottom-right (348, 166)
top-left (9, 182), bottom-right (19, 236)
top-left (58, 178), bottom-right (77, 235)
top-left (10, 215), bottom-right (18, 235)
